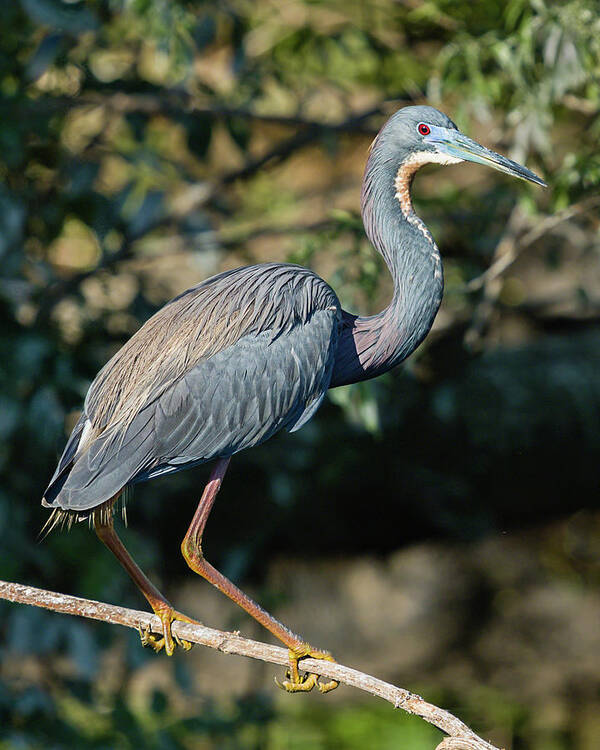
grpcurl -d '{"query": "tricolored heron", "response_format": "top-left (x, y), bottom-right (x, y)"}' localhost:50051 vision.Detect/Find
top-left (43, 106), bottom-right (545, 693)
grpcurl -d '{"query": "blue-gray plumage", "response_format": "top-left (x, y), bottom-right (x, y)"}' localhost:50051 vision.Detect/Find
top-left (44, 264), bottom-right (340, 510)
top-left (42, 105), bottom-right (545, 692)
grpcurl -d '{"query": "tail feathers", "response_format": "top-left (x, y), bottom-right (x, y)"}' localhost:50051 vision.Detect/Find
top-left (42, 464), bottom-right (73, 507)
top-left (42, 413), bottom-right (89, 507)
top-left (40, 417), bottom-right (88, 538)
top-left (39, 506), bottom-right (88, 539)
top-left (39, 487), bottom-right (131, 539)
top-left (42, 406), bottom-right (154, 516)
top-left (41, 409), bottom-right (150, 539)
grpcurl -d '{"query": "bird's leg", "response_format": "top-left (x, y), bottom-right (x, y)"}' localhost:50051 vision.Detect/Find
top-left (93, 504), bottom-right (198, 656)
top-left (180, 458), bottom-right (338, 694)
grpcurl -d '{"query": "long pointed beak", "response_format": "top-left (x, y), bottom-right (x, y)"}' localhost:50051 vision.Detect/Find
top-left (424, 125), bottom-right (547, 187)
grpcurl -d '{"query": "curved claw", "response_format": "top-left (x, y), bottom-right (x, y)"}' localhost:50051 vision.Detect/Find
top-left (316, 675), bottom-right (340, 694)
top-left (174, 632), bottom-right (194, 652)
top-left (275, 644), bottom-right (339, 694)
top-left (138, 608), bottom-right (199, 655)
top-left (275, 670), bottom-right (320, 693)
top-left (138, 622), bottom-right (164, 652)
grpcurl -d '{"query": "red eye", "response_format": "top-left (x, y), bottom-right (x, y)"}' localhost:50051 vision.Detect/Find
top-left (418, 123), bottom-right (430, 136)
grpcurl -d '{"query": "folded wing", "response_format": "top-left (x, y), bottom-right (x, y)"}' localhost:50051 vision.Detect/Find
top-left (43, 263), bottom-right (340, 513)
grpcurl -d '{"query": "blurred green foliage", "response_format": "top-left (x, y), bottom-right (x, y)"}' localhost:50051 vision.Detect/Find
top-left (1, 0), bottom-right (599, 748)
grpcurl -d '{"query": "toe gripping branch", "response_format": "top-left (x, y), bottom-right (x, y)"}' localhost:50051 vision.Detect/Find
top-left (138, 606), bottom-right (196, 656)
top-left (275, 644), bottom-right (339, 694)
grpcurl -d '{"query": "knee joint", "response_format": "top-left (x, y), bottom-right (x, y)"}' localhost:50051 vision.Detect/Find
top-left (181, 536), bottom-right (203, 566)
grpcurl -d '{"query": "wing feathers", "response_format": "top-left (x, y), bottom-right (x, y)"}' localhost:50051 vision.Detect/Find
top-left (45, 264), bottom-right (341, 512)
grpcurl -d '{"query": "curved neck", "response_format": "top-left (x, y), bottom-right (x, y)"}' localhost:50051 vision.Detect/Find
top-left (330, 142), bottom-right (444, 387)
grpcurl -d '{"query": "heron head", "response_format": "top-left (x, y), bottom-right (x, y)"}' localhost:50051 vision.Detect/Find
top-left (383, 105), bottom-right (546, 187)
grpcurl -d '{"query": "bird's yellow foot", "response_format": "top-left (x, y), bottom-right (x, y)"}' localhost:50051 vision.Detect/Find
top-left (275, 644), bottom-right (338, 694)
top-left (138, 607), bottom-right (198, 656)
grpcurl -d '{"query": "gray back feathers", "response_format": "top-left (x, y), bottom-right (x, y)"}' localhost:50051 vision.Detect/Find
top-left (86, 263), bottom-right (338, 439)
top-left (44, 262), bottom-right (341, 514)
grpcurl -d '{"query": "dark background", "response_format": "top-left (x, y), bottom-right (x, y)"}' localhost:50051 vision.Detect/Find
top-left (1, 1), bottom-right (599, 748)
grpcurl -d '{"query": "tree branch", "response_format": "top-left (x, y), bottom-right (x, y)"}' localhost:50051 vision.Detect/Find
top-left (0, 579), bottom-right (501, 750)
top-left (465, 195), bottom-right (600, 294)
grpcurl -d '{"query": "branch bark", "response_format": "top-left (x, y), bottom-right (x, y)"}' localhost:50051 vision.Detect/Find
top-left (0, 579), bottom-right (501, 750)
top-left (465, 194), bottom-right (600, 293)
top-left (462, 194), bottom-right (600, 350)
